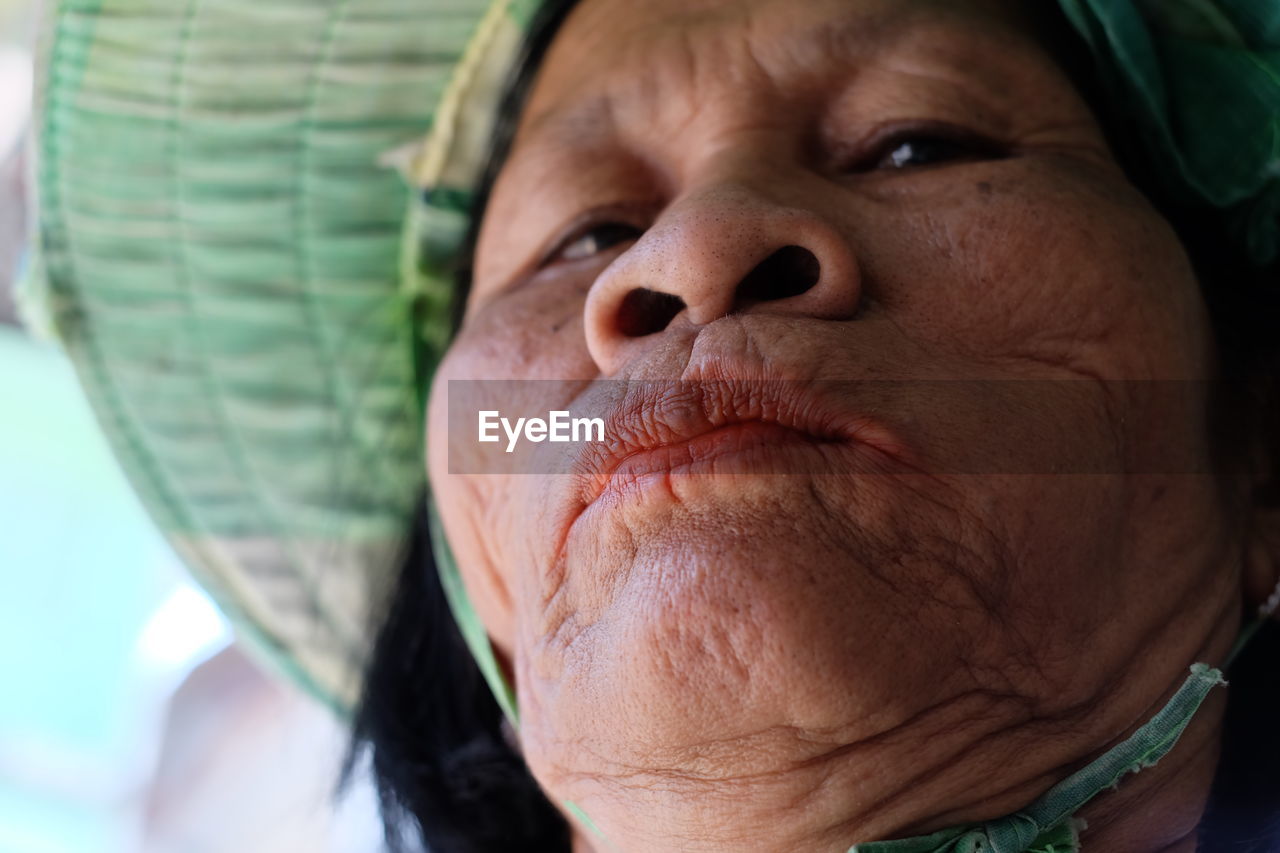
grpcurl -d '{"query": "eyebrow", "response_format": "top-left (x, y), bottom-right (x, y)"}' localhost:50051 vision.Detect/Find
top-left (518, 89), bottom-right (617, 153)
top-left (509, 3), bottom-right (1027, 162)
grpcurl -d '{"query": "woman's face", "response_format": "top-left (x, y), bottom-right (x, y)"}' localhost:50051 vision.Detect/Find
top-left (427, 0), bottom-right (1253, 848)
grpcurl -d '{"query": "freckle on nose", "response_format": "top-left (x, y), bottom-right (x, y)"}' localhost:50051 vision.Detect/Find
top-left (977, 181), bottom-right (993, 196)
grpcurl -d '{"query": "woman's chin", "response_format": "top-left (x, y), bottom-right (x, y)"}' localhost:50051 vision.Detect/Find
top-left (528, 481), bottom-right (985, 768)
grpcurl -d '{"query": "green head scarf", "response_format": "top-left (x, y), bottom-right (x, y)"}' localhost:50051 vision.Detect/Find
top-left (23, 0), bottom-right (1279, 848)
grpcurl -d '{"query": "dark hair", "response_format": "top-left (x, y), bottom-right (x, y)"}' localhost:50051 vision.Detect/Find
top-left (346, 3), bottom-right (1280, 851)
top-left (344, 3), bottom-right (581, 851)
top-left (344, 496), bottom-right (572, 852)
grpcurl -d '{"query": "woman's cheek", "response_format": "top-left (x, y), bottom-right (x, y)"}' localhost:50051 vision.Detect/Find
top-left (861, 160), bottom-right (1208, 383)
top-left (423, 276), bottom-right (603, 652)
top-left (433, 281), bottom-right (600, 482)
top-left (460, 277), bottom-right (599, 381)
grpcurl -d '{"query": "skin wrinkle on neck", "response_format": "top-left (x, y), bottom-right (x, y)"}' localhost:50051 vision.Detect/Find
top-left (563, 674), bottom-right (1224, 851)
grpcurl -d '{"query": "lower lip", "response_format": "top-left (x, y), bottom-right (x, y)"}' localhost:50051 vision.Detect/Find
top-left (598, 421), bottom-right (834, 499)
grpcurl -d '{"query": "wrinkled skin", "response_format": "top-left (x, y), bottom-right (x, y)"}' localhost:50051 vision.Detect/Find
top-left (425, 0), bottom-right (1280, 849)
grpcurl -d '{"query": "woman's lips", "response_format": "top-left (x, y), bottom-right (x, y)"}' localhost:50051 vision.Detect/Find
top-left (605, 420), bottom-right (832, 494)
top-left (570, 379), bottom-right (909, 507)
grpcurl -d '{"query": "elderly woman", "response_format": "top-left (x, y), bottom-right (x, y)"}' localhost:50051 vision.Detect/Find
top-left (28, 0), bottom-right (1279, 850)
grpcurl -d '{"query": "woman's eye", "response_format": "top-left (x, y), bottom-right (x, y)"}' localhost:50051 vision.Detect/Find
top-left (864, 133), bottom-right (1006, 172)
top-left (553, 222), bottom-right (643, 264)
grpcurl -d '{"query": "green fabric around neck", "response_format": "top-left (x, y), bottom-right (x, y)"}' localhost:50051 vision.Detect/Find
top-left (848, 664), bottom-right (1226, 852)
top-left (428, 497), bottom-right (519, 726)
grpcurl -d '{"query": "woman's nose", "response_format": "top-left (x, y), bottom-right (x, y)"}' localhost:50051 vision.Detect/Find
top-left (583, 182), bottom-right (862, 375)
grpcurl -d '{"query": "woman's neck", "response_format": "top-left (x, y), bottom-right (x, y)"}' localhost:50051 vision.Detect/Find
top-left (561, 681), bottom-right (1227, 853)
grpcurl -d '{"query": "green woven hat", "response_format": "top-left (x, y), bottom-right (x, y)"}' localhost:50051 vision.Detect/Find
top-left (23, 0), bottom-right (1280, 718)
top-left (23, 0), bottom-right (538, 714)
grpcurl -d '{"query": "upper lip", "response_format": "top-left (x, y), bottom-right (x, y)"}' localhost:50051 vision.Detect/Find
top-left (569, 376), bottom-right (903, 504)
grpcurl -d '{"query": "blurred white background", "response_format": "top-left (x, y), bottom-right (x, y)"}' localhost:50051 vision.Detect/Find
top-left (1, 2), bottom-right (383, 850)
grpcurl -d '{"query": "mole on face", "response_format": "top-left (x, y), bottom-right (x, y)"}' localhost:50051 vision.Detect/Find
top-left (977, 181), bottom-right (994, 195)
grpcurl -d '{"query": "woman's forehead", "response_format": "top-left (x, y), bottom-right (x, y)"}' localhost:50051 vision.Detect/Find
top-left (515, 0), bottom-right (1045, 147)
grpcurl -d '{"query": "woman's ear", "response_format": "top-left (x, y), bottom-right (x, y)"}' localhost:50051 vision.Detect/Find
top-left (1243, 505), bottom-right (1280, 621)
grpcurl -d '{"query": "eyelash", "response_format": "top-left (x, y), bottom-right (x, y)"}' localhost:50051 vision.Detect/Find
top-left (539, 128), bottom-right (1007, 267)
top-left (865, 133), bottom-right (1003, 171)
top-left (858, 129), bottom-right (1007, 172)
top-left (552, 222), bottom-right (642, 265)
top-left (537, 214), bottom-right (646, 271)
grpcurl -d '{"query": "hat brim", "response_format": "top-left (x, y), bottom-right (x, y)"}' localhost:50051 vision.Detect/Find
top-left (29, 0), bottom-right (508, 713)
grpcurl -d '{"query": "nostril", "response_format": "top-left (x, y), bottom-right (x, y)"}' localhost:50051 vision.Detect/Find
top-left (617, 288), bottom-right (686, 337)
top-left (736, 245), bottom-right (821, 305)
